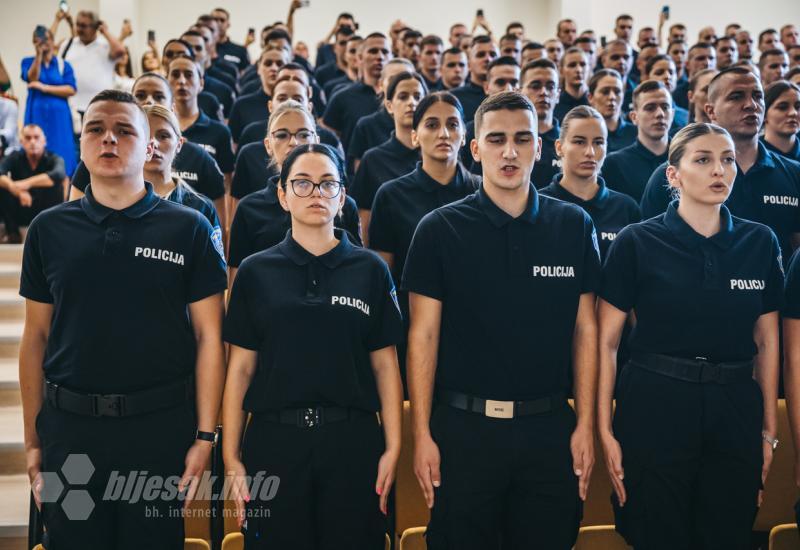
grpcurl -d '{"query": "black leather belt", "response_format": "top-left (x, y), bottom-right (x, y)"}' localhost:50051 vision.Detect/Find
top-left (629, 353), bottom-right (754, 384)
top-left (437, 388), bottom-right (566, 419)
top-left (259, 406), bottom-right (372, 428)
top-left (44, 377), bottom-right (194, 417)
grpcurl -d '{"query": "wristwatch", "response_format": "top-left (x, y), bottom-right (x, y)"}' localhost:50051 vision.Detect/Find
top-left (762, 431), bottom-right (779, 451)
top-left (196, 430), bottom-right (218, 446)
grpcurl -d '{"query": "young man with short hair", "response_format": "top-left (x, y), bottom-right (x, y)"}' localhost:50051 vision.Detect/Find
top-left (557, 19), bottom-right (578, 48)
top-left (759, 29), bottom-right (782, 53)
top-left (419, 35), bottom-right (445, 91)
top-left (451, 35), bottom-right (498, 122)
top-left (760, 49), bottom-right (790, 86)
top-left (521, 58), bottom-right (565, 186)
top-left (673, 42), bottom-right (717, 108)
top-left (212, 7), bottom-right (250, 71)
top-left (441, 48), bottom-right (468, 90)
top-left (554, 47), bottom-right (590, 121)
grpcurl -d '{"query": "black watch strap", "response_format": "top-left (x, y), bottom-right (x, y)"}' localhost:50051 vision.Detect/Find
top-left (196, 430), bottom-right (217, 444)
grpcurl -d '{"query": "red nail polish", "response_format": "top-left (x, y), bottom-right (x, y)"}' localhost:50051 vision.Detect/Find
top-left (244, 495), bottom-right (250, 503)
top-left (376, 487), bottom-right (382, 495)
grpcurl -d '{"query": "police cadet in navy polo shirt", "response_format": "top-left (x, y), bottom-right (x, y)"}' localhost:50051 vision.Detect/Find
top-left (19, 90), bottom-right (227, 548)
top-left (588, 69), bottom-right (638, 152)
top-left (450, 35), bottom-right (498, 122)
top-left (783, 236), bottom-right (800, 498)
top-left (602, 80), bottom-right (674, 202)
top-left (211, 7), bottom-right (251, 72)
top-left (322, 33), bottom-right (393, 152)
top-left (762, 80), bottom-right (800, 163)
top-left (521, 58), bottom-right (564, 187)
top-left (598, 123), bottom-right (781, 549)
top-left (169, 57), bottom-right (235, 198)
top-left (540, 106), bottom-right (640, 258)
top-left (229, 102), bottom-right (361, 283)
top-left (222, 143), bottom-right (403, 549)
top-left (640, 67), bottom-right (800, 265)
top-left (403, 91), bottom-right (600, 549)
top-left (369, 92), bottom-right (479, 389)
top-left (70, 73), bottom-right (227, 230)
top-left (351, 72), bottom-right (426, 244)
top-left (553, 47), bottom-right (590, 122)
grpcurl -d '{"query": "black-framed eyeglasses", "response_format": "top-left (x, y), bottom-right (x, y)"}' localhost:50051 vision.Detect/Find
top-left (271, 129), bottom-right (316, 142)
top-left (289, 179), bottom-right (342, 198)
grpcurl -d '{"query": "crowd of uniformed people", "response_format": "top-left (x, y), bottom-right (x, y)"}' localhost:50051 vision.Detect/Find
top-left (6, 3), bottom-right (800, 549)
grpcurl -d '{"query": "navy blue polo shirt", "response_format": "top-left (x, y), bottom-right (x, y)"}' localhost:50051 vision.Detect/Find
top-left (553, 90), bottom-right (590, 122)
top-left (208, 65), bottom-right (237, 93)
top-left (369, 162), bottom-right (480, 284)
top-left (348, 109), bottom-right (394, 164)
top-left (316, 61), bottom-right (346, 87)
top-left (228, 175), bottom-right (362, 268)
top-left (422, 75), bottom-right (445, 92)
top-left (540, 175), bottom-right (641, 258)
top-left (401, 184), bottom-right (601, 399)
top-left (607, 117), bottom-right (638, 152)
top-left (763, 137), bottom-right (800, 163)
top-left (228, 89), bottom-right (270, 143)
top-left (623, 79), bottom-right (635, 113)
top-left (323, 81), bottom-right (381, 151)
top-left (602, 139), bottom-right (668, 202)
top-left (315, 44), bottom-right (335, 68)
top-left (217, 40), bottom-right (250, 72)
top-left (20, 183), bottom-right (227, 394)
top-left (0, 150), bottom-right (65, 208)
top-left (224, 229), bottom-right (402, 412)
top-left (639, 143), bottom-right (800, 264)
top-left (673, 78), bottom-right (689, 109)
top-left (350, 133), bottom-right (419, 209)
top-left (71, 142), bottom-right (225, 201)
top-left (672, 104), bottom-right (689, 131)
top-left (183, 111), bottom-right (235, 174)
top-left (203, 75), bottom-right (235, 118)
top-left (166, 182), bottom-right (222, 237)
top-left (240, 77), bottom-right (259, 96)
top-left (601, 202), bottom-right (784, 361)
top-left (323, 74), bottom-right (353, 99)
top-left (237, 120), bottom-right (341, 152)
top-left (450, 80), bottom-right (486, 122)
top-left (198, 91), bottom-right (223, 121)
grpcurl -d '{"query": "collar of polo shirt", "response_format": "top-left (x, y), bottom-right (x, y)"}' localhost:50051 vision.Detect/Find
top-left (663, 200), bottom-right (735, 250)
top-left (415, 162), bottom-right (473, 193)
top-left (477, 183), bottom-right (540, 227)
top-left (749, 141), bottom-right (777, 172)
top-left (552, 173), bottom-right (610, 209)
top-left (262, 175), bottom-right (281, 205)
top-left (278, 228), bottom-right (352, 268)
top-left (81, 182), bottom-right (161, 224)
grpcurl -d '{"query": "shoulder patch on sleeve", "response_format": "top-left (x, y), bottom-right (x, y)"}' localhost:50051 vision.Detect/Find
top-left (211, 227), bottom-right (225, 260)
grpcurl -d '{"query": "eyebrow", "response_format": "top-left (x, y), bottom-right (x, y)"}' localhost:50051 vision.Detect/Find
top-left (692, 149), bottom-right (735, 154)
top-left (485, 130), bottom-right (535, 138)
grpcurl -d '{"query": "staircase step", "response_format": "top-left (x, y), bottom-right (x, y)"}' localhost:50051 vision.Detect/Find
top-left (0, 405), bottom-right (24, 476)
top-left (0, 292), bottom-right (23, 322)
top-left (0, 265), bottom-right (20, 291)
top-left (0, 247), bottom-right (22, 265)
top-left (0, 475), bottom-right (28, 539)
top-left (0, 324), bottom-right (22, 360)
top-left (0, 360), bottom-right (19, 407)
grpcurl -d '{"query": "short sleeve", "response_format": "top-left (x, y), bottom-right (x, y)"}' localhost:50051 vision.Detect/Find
top-left (20, 57), bottom-right (33, 82)
top-left (783, 248), bottom-right (800, 318)
top-left (71, 161), bottom-right (90, 192)
top-left (350, 154), bottom-right (377, 209)
top-left (0, 153), bottom-right (12, 176)
top-left (231, 149), bottom-right (254, 199)
top-left (228, 203), bottom-right (254, 268)
top-left (46, 154), bottom-right (66, 185)
top-left (580, 213), bottom-right (602, 294)
top-left (339, 196), bottom-right (363, 246)
top-left (762, 231), bottom-right (784, 314)
top-left (223, 263), bottom-right (261, 349)
top-left (348, 119), bottom-right (369, 160)
top-left (401, 212), bottom-right (445, 300)
top-left (186, 216), bottom-right (227, 302)
top-left (322, 92), bottom-right (345, 133)
top-left (599, 226), bottom-right (639, 312)
top-left (61, 60), bottom-right (76, 89)
top-left (197, 153), bottom-right (225, 200)
top-left (366, 261), bottom-right (404, 351)
top-left (368, 186), bottom-right (396, 253)
top-left (19, 220), bottom-right (53, 303)
top-left (215, 128), bottom-right (235, 173)
top-left (639, 163), bottom-right (671, 219)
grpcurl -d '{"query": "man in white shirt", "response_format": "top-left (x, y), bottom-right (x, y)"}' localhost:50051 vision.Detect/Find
top-left (57, 10), bottom-right (126, 117)
top-left (0, 97), bottom-right (19, 152)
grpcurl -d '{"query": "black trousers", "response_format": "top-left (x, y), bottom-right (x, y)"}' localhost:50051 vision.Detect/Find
top-left (0, 187), bottom-right (54, 235)
top-left (426, 401), bottom-right (582, 550)
top-left (613, 364), bottom-right (763, 550)
top-left (38, 399), bottom-right (196, 550)
top-left (241, 411), bottom-right (386, 549)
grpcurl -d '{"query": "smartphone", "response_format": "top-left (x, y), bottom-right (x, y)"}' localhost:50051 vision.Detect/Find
top-left (662, 5), bottom-right (670, 18)
top-left (34, 25), bottom-right (48, 41)
top-left (476, 9), bottom-right (484, 16)
top-left (58, 0), bottom-right (68, 13)
top-left (147, 29), bottom-right (155, 42)
top-left (247, 27), bottom-right (255, 36)
top-left (600, 35), bottom-right (607, 47)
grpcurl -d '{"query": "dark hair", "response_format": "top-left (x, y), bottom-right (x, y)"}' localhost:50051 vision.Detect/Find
top-left (506, 22), bottom-right (524, 33)
top-left (522, 58), bottom-right (558, 82)
top-left (787, 67), bottom-right (800, 81)
top-left (575, 36), bottom-right (596, 46)
top-left (559, 105), bottom-right (605, 140)
top-left (181, 30), bottom-right (203, 40)
top-left (688, 42), bottom-right (714, 56)
top-left (278, 62), bottom-right (306, 73)
top-left (632, 79), bottom-right (670, 108)
top-left (403, 30), bottom-right (423, 42)
top-left (759, 49), bottom-right (788, 71)
top-left (667, 39), bottom-right (688, 52)
top-left (335, 26), bottom-right (355, 39)
top-left (449, 23), bottom-right (466, 34)
top-left (588, 68), bottom-right (622, 94)
top-left (500, 34), bottom-right (521, 44)
top-left (86, 89), bottom-right (148, 134)
top-left (279, 143), bottom-right (346, 188)
top-left (765, 80), bottom-right (800, 113)
top-left (670, 23), bottom-right (687, 32)
top-left (615, 14), bottom-right (633, 23)
top-left (133, 72), bottom-right (173, 100)
top-left (266, 28), bottom-right (292, 45)
top-left (639, 26), bottom-right (655, 34)
top-left (412, 91), bottom-right (465, 129)
top-left (337, 12), bottom-right (355, 21)
top-left (421, 34), bottom-right (443, 48)
top-left (163, 39), bottom-right (195, 60)
top-left (688, 68), bottom-right (718, 92)
top-left (644, 54), bottom-right (673, 78)
top-left (557, 19), bottom-right (575, 33)
top-left (487, 56), bottom-right (520, 76)
top-left (640, 43), bottom-right (660, 55)
top-left (471, 35), bottom-right (493, 47)
top-left (707, 66), bottom-right (759, 102)
top-left (604, 39), bottom-right (632, 53)
top-left (117, 46), bottom-right (133, 78)
top-left (560, 46), bottom-right (587, 68)
top-left (347, 35), bottom-right (363, 45)
top-left (385, 72), bottom-right (428, 101)
top-left (212, 7), bottom-right (230, 17)
top-left (365, 32), bottom-right (388, 41)
top-left (714, 35), bottom-right (735, 47)
top-left (443, 47), bottom-right (465, 58)
top-left (759, 28), bottom-right (778, 44)
top-left (522, 42), bottom-right (545, 52)
top-left (474, 91), bottom-right (536, 137)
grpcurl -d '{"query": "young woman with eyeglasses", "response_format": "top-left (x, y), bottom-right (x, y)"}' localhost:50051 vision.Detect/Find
top-left (227, 101), bottom-right (361, 284)
top-left (222, 142), bottom-right (403, 549)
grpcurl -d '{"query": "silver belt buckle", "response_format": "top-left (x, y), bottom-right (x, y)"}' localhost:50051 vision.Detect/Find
top-left (484, 399), bottom-right (514, 419)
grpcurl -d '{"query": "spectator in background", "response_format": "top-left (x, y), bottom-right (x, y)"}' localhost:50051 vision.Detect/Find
top-left (759, 29), bottom-right (782, 53)
top-left (0, 124), bottom-right (65, 243)
top-left (0, 96), bottom-right (19, 152)
top-left (781, 25), bottom-right (799, 51)
top-left (315, 12), bottom-right (358, 68)
top-left (56, 10), bottom-right (125, 119)
top-left (141, 50), bottom-right (160, 73)
top-left (211, 7), bottom-right (250, 72)
top-left (113, 48), bottom-right (135, 92)
top-left (22, 27), bottom-right (76, 176)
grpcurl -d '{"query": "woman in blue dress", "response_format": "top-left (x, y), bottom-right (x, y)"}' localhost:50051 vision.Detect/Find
top-left (21, 27), bottom-right (77, 177)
